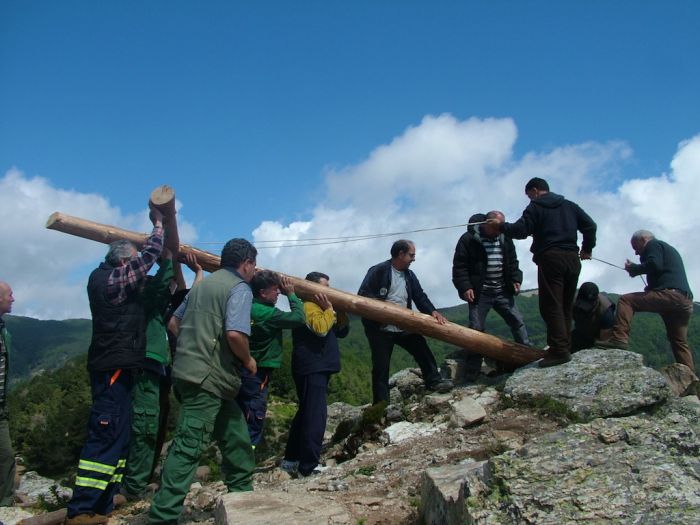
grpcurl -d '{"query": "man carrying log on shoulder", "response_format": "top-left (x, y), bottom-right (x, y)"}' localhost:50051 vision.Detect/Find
top-left (65, 205), bottom-right (164, 525)
top-left (149, 239), bottom-right (258, 525)
top-left (359, 239), bottom-right (453, 405)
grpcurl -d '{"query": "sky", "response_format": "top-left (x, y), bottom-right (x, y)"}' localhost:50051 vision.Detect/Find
top-left (1, 1), bottom-right (699, 320)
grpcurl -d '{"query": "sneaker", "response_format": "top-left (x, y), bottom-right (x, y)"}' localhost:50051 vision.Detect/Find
top-left (427, 379), bottom-right (454, 394)
top-left (279, 459), bottom-right (299, 475)
top-left (538, 351), bottom-right (572, 368)
top-left (65, 513), bottom-right (109, 525)
top-left (594, 339), bottom-right (628, 350)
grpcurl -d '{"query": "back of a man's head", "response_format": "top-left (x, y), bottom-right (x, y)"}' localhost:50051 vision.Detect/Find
top-left (105, 240), bottom-right (137, 267)
top-left (525, 177), bottom-right (549, 193)
top-left (305, 271), bottom-right (330, 283)
top-left (220, 238), bottom-right (257, 269)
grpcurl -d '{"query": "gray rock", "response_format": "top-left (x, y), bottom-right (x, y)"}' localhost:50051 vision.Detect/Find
top-left (0, 506), bottom-right (34, 525)
top-left (419, 461), bottom-right (488, 525)
top-left (449, 395), bottom-right (486, 428)
top-left (17, 470), bottom-right (72, 504)
top-left (465, 400), bottom-right (700, 524)
top-left (327, 402), bottom-right (365, 442)
top-left (215, 490), bottom-right (352, 524)
top-left (389, 368), bottom-right (425, 400)
top-left (504, 348), bottom-right (671, 420)
top-left (659, 362), bottom-right (699, 396)
top-left (381, 421), bottom-right (444, 445)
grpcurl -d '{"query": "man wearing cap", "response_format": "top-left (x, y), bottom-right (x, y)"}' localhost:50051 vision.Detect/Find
top-left (452, 211), bottom-right (531, 378)
top-left (571, 282), bottom-right (615, 352)
top-left (0, 281), bottom-right (16, 507)
top-left (599, 230), bottom-right (695, 370)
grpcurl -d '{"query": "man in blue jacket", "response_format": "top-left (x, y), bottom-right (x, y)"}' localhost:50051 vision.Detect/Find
top-left (359, 240), bottom-right (453, 404)
top-left (498, 178), bottom-right (596, 368)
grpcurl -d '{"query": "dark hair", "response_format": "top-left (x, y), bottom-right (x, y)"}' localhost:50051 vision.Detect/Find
top-left (220, 238), bottom-right (257, 269)
top-left (305, 271), bottom-right (329, 283)
top-left (250, 270), bottom-right (280, 297)
top-left (525, 177), bottom-right (549, 192)
top-left (390, 239), bottom-right (413, 258)
top-left (468, 213), bottom-right (486, 235)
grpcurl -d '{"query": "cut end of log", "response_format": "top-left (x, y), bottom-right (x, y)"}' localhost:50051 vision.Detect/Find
top-left (45, 211), bottom-right (63, 229)
top-left (149, 185), bottom-right (176, 206)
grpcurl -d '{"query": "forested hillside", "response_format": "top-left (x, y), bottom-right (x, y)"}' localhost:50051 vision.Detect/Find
top-left (5, 294), bottom-right (699, 476)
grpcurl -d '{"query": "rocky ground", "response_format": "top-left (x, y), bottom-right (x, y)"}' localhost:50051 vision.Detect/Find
top-left (3, 348), bottom-right (699, 525)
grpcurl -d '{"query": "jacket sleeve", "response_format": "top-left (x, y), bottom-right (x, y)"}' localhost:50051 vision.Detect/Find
top-left (358, 264), bottom-right (383, 299)
top-left (334, 311), bottom-right (350, 339)
top-left (408, 271), bottom-right (437, 314)
top-left (141, 258), bottom-right (175, 314)
top-left (574, 203), bottom-right (597, 253)
top-left (501, 204), bottom-right (536, 240)
top-left (303, 301), bottom-right (336, 336)
top-left (628, 241), bottom-right (662, 277)
top-left (451, 233), bottom-right (474, 298)
top-left (269, 293), bottom-right (307, 329)
top-left (505, 237), bottom-right (524, 284)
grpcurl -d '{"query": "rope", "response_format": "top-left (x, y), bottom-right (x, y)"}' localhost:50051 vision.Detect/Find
top-left (194, 220), bottom-right (489, 248)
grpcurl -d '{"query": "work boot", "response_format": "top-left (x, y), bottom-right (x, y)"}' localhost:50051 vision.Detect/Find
top-left (594, 339), bottom-right (628, 350)
top-left (64, 513), bottom-right (109, 525)
top-left (427, 379), bottom-right (454, 394)
top-left (538, 351), bottom-right (572, 368)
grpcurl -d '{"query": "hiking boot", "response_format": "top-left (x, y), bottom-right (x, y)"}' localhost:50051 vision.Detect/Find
top-left (594, 339), bottom-right (628, 350)
top-left (538, 351), bottom-right (572, 368)
top-left (427, 379), bottom-right (454, 394)
top-left (279, 459), bottom-right (299, 475)
top-left (65, 513), bottom-right (109, 525)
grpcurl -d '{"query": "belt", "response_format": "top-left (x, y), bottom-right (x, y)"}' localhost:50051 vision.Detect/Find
top-left (666, 288), bottom-right (690, 299)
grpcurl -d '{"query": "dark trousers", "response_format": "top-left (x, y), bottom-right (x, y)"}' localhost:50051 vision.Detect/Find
top-left (235, 367), bottom-right (272, 446)
top-left (464, 288), bottom-right (531, 372)
top-left (365, 328), bottom-right (441, 404)
top-left (284, 373), bottom-right (330, 476)
top-left (611, 289), bottom-right (695, 369)
top-left (536, 249), bottom-right (581, 355)
top-left (0, 418), bottom-right (15, 507)
top-left (67, 369), bottom-right (134, 518)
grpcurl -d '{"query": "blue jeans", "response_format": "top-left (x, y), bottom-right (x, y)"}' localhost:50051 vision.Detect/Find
top-left (465, 288), bottom-right (530, 372)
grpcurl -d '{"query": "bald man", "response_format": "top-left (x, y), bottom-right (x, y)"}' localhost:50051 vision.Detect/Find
top-left (0, 281), bottom-right (16, 506)
top-left (600, 231), bottom-right (695, 370)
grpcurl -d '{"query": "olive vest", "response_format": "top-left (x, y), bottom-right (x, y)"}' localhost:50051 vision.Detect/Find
top-left (172, 268), bottom-right (245, 400)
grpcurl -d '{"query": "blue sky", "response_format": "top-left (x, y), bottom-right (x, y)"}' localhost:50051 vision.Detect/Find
top-left (1, 1), bottom-right (699, 319)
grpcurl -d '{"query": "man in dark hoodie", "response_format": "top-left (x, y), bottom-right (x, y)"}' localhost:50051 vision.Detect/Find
top-left (497, 178), bottom-right (596, 367)
top-left (452, 211), bottom-right (531, 378)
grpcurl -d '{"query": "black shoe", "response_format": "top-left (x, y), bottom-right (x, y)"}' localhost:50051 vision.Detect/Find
top-left (594, 339), bottom-right (628, 350)
top-left (427, 379), bottom-right (454, 393)
top-left (538, 351), bottom-right (572, 368)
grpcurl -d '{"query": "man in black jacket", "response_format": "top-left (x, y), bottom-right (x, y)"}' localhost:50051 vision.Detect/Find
top-left (358, 239), bottom-right (453, 404)
top-left (452, 211), bottom-right (531, 378)
top-left (498, 178), bottom-right (596, 368)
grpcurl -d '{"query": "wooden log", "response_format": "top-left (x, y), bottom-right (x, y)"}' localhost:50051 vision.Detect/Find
top-left (149, 185), bottom-right (186, 290)
top-left (17, 509), bottom-right (67, 525)
top-left (45, 212), bottom-right (546, 365)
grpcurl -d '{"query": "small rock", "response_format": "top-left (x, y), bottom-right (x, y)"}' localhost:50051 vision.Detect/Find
top-left (449, 396), bottom-right (487, 428)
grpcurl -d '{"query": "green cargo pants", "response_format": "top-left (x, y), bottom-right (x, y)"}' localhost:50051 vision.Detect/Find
top-left (148, 380), bottom-right (254, 525)
top-left (122, 370), bottom-right (161, 496)
top-left (0, 418), bottom-right (16, 507)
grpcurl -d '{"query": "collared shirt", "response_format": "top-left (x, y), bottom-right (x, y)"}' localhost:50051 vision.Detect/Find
top-left (106, 224), bottom-right (164, 306)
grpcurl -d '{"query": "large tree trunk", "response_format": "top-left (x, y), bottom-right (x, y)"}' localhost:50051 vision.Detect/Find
top-left (149, 185), bottom-right (186, 290)
top-left (46, 212), bottom-right (545, 365)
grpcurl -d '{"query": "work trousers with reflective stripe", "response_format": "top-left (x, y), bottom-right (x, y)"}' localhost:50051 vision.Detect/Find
top-left (67, 369), bottom-right (134, 518)
top-left (122, 369), bottom-right (163, 495)
top-left (235, 367), bottom-right (272, 446)
top-left (148, 380), bottom-right (254, 525)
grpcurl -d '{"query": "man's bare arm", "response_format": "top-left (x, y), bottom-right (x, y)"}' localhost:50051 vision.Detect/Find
top-left (226, 330), bottom-right (256, 374)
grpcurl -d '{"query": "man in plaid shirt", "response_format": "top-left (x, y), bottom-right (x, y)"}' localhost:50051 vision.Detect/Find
top-left (66, 205), bottom-right (164, 525)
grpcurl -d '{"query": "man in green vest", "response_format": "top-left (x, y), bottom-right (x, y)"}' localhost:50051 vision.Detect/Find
top-left (0, 281), bottom-right (16, 507)
top-left (148, 239), bottom-right (258, 525)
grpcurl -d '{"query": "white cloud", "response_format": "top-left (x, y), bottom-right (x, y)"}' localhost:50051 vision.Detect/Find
top-left (0, 169), bottom-right (198, 319)
top-left (253, 115), bottom-right (700, 312)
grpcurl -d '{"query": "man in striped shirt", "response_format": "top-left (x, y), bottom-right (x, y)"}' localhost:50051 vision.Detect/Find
top-left (452, 211), bottom-right (531, 379)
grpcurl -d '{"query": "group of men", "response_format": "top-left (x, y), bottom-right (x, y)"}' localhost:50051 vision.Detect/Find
top-left (0, 177), bottom-right (695, 523)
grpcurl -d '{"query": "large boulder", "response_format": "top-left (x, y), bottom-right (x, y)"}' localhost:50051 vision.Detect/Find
top-left (659, 362), bottom-right (699, 396)
top-left (504, 348), bottom-right (671, 420)
top-left (464, 397), bottom-right (700, 524)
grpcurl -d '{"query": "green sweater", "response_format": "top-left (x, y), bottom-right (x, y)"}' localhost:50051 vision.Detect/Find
top-left (140, 259), bottom-right (175, 365)
top-left (250, 293), bottom-right (305, 368)
top-left (173, 269), bottom-right (245, 400)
